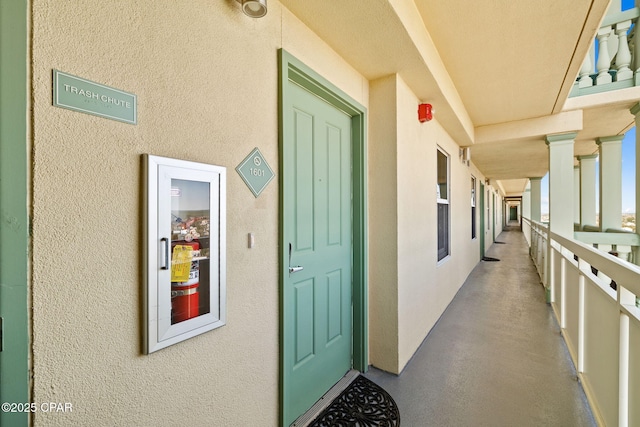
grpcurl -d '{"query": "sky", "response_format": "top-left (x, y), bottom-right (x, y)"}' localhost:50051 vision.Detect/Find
top-left (621, 127), bottom-right (636, 213)
top-left (540, 128), bottom-right (635, 215)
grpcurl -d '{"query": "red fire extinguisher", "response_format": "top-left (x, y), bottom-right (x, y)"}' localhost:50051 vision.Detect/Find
top-left (171, 241), bottom-right (200, 323)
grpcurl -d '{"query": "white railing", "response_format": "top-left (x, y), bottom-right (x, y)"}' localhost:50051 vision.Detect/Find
top-left (526, 222), bottom-right (640, 427)
top-left (572, 7), bottom-right (640, 95)
top-left (522, 217), bottom-right (549, 293)
top-left (574, 230), bottom-right (640, 266)
top-left (523, 217), bottom-right (532, 246)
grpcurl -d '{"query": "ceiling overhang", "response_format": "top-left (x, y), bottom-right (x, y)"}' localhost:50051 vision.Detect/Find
top-left (280, 0), bottom-right (617, 194)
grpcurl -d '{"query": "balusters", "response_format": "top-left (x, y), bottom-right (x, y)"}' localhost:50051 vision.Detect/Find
top-left (615, 20), bottom-right (633, 81)
top-left (575, 10), bottom-right (640, 89)
top-left (579, 49), bottom-right (594, 88)
top-left (596, 26), bottom-right (614, 85)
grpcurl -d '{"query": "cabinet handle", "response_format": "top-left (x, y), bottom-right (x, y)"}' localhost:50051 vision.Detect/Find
top-left (160, 238), bottom-right (169, 270)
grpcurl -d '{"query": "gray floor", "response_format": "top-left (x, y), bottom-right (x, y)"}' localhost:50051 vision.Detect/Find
top-left (365, 225), bottom-right (596, 427)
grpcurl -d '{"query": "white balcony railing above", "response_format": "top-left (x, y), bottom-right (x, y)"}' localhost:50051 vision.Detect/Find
top-left (571, 7), bottom-right (640, 97)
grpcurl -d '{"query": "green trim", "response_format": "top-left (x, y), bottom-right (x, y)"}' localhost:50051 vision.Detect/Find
top-left (278, 49), bottom-right (368, 426)
top-left (574, 231), bottom-right (640, 246)
top-left (0, 0), bottom-right (29, 426)
top-left (479, 183), bottom-right (485, 259)
top-left (569, 78), bottom-right (635, 98)
top-left (601, 7), bottom-right (640, 27)
top-left (545, 132), bottom-right (577, 145)
top-left (596, 135), bottom-right (624, 145)
top-left (492, 193), bottom-right (496, 242)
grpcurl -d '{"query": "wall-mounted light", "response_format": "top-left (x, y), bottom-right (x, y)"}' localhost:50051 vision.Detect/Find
top-left (418, 103), bottom-right (433, 122)
top-left (236, 0), bottom-right (267, 18)
top-left (459, 147), bottom-right (471, 165)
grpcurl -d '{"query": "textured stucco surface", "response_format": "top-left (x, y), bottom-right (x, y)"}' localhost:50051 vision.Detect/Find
top-left (368, 74), bottom-right (493, 374)
top-left (396, 75), bottom-right (479, 370)
top-left (30, 1), bottom-right (366, 426)
top-left (395, 75), bottom-right (489, 372)
top-left (368, 75), bottom-right (400, 373)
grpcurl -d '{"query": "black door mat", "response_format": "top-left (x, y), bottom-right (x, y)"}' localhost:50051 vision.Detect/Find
top-left (482, 256), bottom-right (500, 262)
top-left (308, 375), bottom-right (400, 426)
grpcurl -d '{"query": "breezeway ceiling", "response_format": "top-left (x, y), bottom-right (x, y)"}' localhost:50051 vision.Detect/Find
top-left (413, 0), bottom-right (595, 126)
top-left (500, 179), bottom-right (530, 197)
top-left (279, 0), bottom-right (617, 194)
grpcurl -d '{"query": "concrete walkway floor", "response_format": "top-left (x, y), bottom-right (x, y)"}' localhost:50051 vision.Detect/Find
top-left (365, 226), bottom-right (596, 427)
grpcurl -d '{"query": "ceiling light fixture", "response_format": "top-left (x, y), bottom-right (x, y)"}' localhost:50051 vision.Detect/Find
top-left (236, 0), bottom-right (267, 18)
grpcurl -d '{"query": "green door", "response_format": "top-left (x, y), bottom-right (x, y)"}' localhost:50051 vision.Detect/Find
top-left (492, 194), bottom-right (496, 242)
top-left (282, 75), bottom-right (353, 425)
top-left (479, 182), bottom-right (485, 259)
top-left (0, 1), bottom-right (29, 426)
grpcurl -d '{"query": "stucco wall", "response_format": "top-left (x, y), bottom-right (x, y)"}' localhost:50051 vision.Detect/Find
top-left (395, 76), bottom-right (483, 370)
top-left (30, 1), bottom-right (366, 426)
top-left (368, 74), bottom-right (487, 374)
top-left (368, 75), bottom-right (400, 373)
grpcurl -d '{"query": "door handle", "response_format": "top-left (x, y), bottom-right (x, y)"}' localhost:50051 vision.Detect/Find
top-left (160, 237), bottom-right (169, 270)
top-left (288, 242), bottom-right (303, 274)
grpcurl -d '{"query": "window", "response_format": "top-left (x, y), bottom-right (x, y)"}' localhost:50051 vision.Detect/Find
top-left (437, 149), bottom-right (449, 261)
top-left (471, 176), bottom-right (476, 239)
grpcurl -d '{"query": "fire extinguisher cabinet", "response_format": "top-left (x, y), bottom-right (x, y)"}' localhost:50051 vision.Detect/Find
top-left (143, 154), bottom-right (227, 354)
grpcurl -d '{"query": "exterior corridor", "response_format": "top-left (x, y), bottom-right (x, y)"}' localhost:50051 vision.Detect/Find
top-left (365, 226), bottom-right (597, 426)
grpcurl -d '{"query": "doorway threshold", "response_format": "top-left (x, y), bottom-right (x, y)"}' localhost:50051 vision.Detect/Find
top-left (291, 369), bottom-right (359, 427)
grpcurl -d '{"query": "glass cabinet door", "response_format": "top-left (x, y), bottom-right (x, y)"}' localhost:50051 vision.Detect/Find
top-left (144, 155), bottom-right (226, 353)
top-left (168, 178), bottom-right (211, 324)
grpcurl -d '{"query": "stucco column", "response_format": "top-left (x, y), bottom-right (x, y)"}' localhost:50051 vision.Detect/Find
top-left (578, 154), bottom-right (598, 228)
top-left (597, 135), bottom-right (623, 231)
top-left (522, 185), bottom-right (531, 220)
top-left (546, 133), bottom-right (576, 238)
top-left (529, 177), bottom-right (542, 223)
top-left (574, 165), bottom-right (580, 225)
top-left (369, 75), bottom-right (400, 373)
top-left (522, 185), bottom-right (532, 247)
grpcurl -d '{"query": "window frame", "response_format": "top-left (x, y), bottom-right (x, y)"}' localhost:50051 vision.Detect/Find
top-left (437, 148), bottom-right (450, 262)
top-left (471, 176), bottom-right (477, 239)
